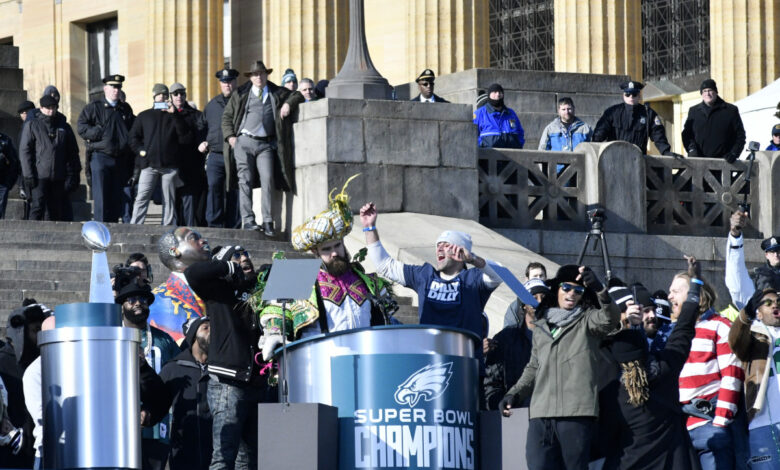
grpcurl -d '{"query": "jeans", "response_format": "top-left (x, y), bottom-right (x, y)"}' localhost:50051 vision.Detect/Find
top-left (234, 135), bottom-right (275, 227)
top-left (207, 379), bottom-right (263, 470)
top-left (131, 167), bottom-right (179, 225)
top-left (689, 421), bottom-right (736, 470)
top-left (747, 423), bottom-right (780, 469)
top-left (526, 417), bottom-right (595, 470)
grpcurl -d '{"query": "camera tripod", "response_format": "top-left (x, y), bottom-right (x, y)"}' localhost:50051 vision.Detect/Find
top-left (576, 210), bottom-right (613, 282)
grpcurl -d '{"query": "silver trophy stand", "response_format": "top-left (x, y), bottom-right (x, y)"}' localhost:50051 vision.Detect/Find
top-left (39, 222), bottom-right (141, 470)
top-left (257, 258), bottom-right (338, 470)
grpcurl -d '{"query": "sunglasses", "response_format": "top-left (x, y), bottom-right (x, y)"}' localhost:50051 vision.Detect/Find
top-left (125, 296), bottom-right (149, 305)
top-left (171, 91), bottom-right (186, 97)
top-left (624, 91), bottom-right (639, 97)
top-left (559, 282), bottom-right (585, 295)
top-left (418, 81), bottom-right (433, 87)
top-left (761, 298), bottom-right (780, 308)
top-left (231, 250), bottom-right (249, 260)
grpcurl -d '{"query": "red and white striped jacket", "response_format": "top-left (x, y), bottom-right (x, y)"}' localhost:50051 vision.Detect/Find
top-left (679, 310), bottom-right (745, 430)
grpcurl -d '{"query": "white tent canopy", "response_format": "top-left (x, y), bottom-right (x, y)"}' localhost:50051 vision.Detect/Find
top-left (736, 78), bottom-right (780, 150)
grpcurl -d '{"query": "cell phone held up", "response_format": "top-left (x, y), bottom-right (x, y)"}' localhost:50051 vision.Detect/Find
top-left (153, 101), bottom-right (168, 110)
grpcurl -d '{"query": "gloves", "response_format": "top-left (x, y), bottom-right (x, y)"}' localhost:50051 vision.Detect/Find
top-left (24, 176), bottom-right (37, 190)
top-left (687, 147), bottom-right (700, 158)
top-left (128, 168), bottom-right (141, 187)
top-left (213, 245), bottom-right (241, 262)
top-left (260, 334), bottom-right (284, 362)
top-left (0, 427), bottom-right (23, 455)
top-left (498, 394), bottom-right (516, 415)
top-left (579, 267), bottom-right (604, 293)
top-left (725, 152), bottom-right (739, 164)
top-left (664, 151), bottom-right (684, 159)
top-left (64, 173), bottom-right (80, 193)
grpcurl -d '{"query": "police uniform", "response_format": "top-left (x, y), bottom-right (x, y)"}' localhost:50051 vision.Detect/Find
top-left (592, 81), bottom-right (673, 156)
top-left (204, 68), bottom-right (240, 228)
top-left (77, 74), bottom-right (135, 222)
top-left (410, 69), bottom-right (450, 103)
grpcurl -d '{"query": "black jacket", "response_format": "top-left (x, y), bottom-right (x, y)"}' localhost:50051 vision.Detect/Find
top-left (597, 293), bottom-right (699, 470)
top-left (140, 359), bottom-right (173, 426)
top-left (0, 132), bottom-right (20, 186)
top-left (681, 97), bottom-right (746, 161)
top-left (753, 263), bottom-right (780, 291)
top-left (204, 93), bottom-right (230, 153)
top-left (175, 103), bottom-right (208, 188)
top-left (484, 320), bottom-right (533, 410)
top-left (77, 99), bottom-right (135, 157)
top-left (185, 260), bottom-right (259, 382)
top-left (19, 113), bottom-right (80, 181)
top-left (593, 103), bottom-right (672, 155)
top-left (0, 340), bottom-right (35, 467)
top-left (410, 93), bottom-right (450, 103)
top-left (160, 348), bottom-right (211, 470)
top-left (129, 107), bottom-right (193, 170)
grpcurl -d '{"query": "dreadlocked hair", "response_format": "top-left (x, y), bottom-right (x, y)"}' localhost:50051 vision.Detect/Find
top-left (620, 360), bottom-right (650, 407)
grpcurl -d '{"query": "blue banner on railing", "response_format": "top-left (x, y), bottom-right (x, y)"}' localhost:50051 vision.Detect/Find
top-left (331, 354), bottom-right (478, 469)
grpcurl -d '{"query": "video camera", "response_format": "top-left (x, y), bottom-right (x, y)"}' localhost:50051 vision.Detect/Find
top-left (111, 265), bottom-right (144, 291)
top-left (587, 208), bottom-right (606, 230)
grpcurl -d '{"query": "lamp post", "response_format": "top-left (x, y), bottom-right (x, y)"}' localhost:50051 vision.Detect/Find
top-left (326, 0), bottom-right (392, 100)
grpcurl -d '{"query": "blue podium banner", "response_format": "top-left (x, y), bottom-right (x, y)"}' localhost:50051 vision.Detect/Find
top-left (331, 354), bottom-right (479, 470)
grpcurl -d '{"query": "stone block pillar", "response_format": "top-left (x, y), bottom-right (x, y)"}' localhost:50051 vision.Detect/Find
top-left (292, 99), bottom-right (478, 228)
top-left (709, 0), bottom-right (780, 101)
top-left (261, 0), bottom-right (349, 84)
top-left (554, 0), bottom-right (642, 80)
top-left (146, 0), bottom-right (223, 108)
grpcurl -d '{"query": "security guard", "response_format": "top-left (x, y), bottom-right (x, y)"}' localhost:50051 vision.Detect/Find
top-left (593, 81), bottom-right (680, 157)
top-left (473, 83), bottom-right (524, 148)
top-left (77, 74), bottom-right (135, 222)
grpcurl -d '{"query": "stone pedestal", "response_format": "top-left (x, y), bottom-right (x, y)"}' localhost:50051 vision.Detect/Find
top-left (479, 409), bottom-right (529, 470)
top-left (292, 98), bottom-right (478, 227)
top-left (257, 403), bottom-right (339, 470)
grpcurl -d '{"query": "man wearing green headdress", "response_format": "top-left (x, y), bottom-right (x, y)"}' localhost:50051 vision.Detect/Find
top-left (254, 176), bottom-right (397, 360)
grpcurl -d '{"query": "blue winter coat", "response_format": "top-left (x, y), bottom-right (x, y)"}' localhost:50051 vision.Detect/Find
top-left (473, 103), bottom-right (524, 148)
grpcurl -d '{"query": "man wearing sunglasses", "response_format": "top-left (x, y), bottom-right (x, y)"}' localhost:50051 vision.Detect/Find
top-left (77, 74), bottom-right (136, 222)
top-left (115, 280), bottom-right (180, 470)
top-left (410, 69), bottom-right (449, 103)
top-left (593, 81), bottom-right (680, 158)
top-left (729, 287), bottom-right (780, 468)
top-left (499, 264), bottom-right (620, 469)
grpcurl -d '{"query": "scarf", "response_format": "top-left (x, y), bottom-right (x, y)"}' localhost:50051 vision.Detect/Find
top-left (545, 305), bottom-right (584, 329)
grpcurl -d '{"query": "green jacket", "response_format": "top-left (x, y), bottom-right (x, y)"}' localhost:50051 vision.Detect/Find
top-left (507, 301), bottom-right (620, 419)
top-left (220, 81), bottom-right (295, 193)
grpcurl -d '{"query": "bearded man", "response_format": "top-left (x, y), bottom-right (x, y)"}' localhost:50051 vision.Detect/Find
top-left (256, 177), bottom-right (396, 360)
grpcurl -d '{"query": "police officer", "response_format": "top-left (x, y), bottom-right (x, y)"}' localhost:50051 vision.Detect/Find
top-left (77, 74), bottom-right (135, 222)
top-left (410, 69), bottom-right (450, 103)
top-left (593, 81), bottom-right (680, 157)
top-left (767, 124), bottom-right (780, 151)
top-left (472, 83), bottom-right (524, 148)
top-left (202, 68), bottom-right (240, 228)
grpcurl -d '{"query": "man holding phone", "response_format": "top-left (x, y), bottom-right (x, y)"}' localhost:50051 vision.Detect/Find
top-left (128, 83), bottom-right (193, 225)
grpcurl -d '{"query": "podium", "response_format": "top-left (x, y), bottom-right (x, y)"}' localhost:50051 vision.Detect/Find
top-left (267, 325), bottom-right (480, 470)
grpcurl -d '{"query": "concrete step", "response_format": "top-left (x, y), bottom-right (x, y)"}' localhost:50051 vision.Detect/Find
top-left (0, 289), bottom-right (85, 304)
top-left (0, 278), bottom-right (88, 292)
top-left (3, 198), bottom-right (93, 221)
top-left (0, 68), bottom-right (23, 90)
top-left (0, 46), bottom-right (20, 69)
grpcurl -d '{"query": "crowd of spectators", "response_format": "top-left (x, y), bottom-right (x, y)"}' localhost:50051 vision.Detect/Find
top-left (0, 65), bottom-right (779, 470)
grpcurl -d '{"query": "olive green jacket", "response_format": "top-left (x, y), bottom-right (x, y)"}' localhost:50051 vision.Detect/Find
top-left (507, 300), bottom-right (621, 418)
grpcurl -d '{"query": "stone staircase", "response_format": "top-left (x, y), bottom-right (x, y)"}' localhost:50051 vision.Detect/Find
top-left (0, 220), bottom-right (418, 335)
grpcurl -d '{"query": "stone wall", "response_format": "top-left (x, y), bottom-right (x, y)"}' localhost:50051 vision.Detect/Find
top-left (291, 98), bottom-right (479, 227)
top-left (394, 68), bottom-right (629, 150)
top-left (0, 45), bottom-right (25, 148)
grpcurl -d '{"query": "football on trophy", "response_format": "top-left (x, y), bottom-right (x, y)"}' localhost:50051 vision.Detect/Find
top-left (81, 221), bottom-right (111, 252)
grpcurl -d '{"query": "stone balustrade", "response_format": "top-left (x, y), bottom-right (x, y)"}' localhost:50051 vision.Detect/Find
top-left (480, 143), bottom-right (775, 238)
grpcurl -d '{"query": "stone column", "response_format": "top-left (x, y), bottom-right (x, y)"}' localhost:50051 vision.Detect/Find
top-left (709, 0), bottom-right (780, 101)
top-left (553, 0), bottom-right (642, 80)
top-left (327, 0), bottom-right (392, 99)
top-left (364, 0), bottom-right (490, 86)
top-left (146, 0), bottom-right (223, 108)
top-left (261, 0), bottom-right (349, 84)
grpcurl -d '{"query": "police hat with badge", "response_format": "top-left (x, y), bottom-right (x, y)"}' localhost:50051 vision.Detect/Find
top-left (772, 124), bottom-right (780, 136)
top-left (102, 74), bottom-right (125, 87)
top-left (415, 69), bottom-right (436, 83)
top-left (761, 236), bottom-right (780, 252)
top-left (215, 68), bottom-right (239, 83)
top-left (619, 81), bottom-right (644, 95)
